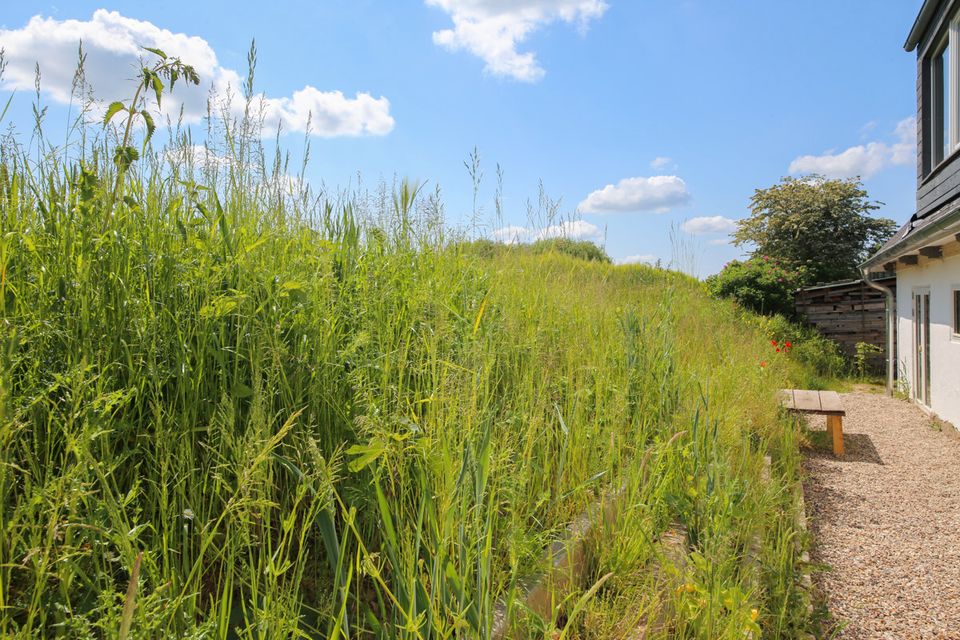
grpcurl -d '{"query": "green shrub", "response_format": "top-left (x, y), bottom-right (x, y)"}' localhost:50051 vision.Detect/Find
top-left (528, 237), bottom-right (611, 263)
top-left (458, 236), bottom-right (611, 263)
top-left (457, 237), bottom-right (505, 259)
top-left (854, 341), bottom-right (883, 379)
top-left (706, 257), bottom-right (804, 317)
top-left (751, 314), bottom-right (847, 385)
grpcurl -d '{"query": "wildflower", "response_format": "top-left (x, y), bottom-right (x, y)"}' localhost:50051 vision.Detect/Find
top-left (760, 361), bottom-right (766, 368)
top-left (775, 348), bottom-right (780, 353)
top-left (750, 608), bottom-right (759, 622)
top-left (785, 341), bottom-right (792, 348)
top-left (771, 340), bottom-right (778, 346)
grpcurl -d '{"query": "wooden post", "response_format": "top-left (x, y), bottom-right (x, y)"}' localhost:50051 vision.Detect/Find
top-left (827, 415), bottom-right (844, 457)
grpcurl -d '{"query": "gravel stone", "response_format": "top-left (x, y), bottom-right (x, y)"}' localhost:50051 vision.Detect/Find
top-left (803, 391), bottom-right (960, 640)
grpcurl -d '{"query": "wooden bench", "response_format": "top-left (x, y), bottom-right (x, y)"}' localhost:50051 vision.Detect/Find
top-left (779, 389), bottom-right (846, 457)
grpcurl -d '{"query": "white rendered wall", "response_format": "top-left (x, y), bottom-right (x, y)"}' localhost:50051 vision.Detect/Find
top-left (895, 250), bottom-right (960, 428)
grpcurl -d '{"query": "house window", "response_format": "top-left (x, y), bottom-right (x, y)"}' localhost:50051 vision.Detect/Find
top-left (927, 20), bottom-right (960, 171)
top-left (954, 287), bottom-right (960, 337)
top-left (933, 39), bottom-right (951, 165)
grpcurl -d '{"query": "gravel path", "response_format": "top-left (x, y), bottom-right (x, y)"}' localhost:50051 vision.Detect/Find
top-left (803, 391), bottom-right (960, 639)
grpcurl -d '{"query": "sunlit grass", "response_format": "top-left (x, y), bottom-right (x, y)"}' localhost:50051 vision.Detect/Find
top-left (0, 51), bottom-right (815, 638)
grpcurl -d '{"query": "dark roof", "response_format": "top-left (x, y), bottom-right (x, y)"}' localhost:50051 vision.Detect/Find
top-left (797, 276), bottom-right (896, 294)
top-left (863, 197), bottom-right (960, 266)
top-left (906, 0), bottom-right (944, 51)
top-left (882, 198), bottom-right (959, 251)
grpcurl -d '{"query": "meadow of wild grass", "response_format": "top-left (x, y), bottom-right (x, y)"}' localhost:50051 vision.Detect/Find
top-left (0, 51), bottom-right (815, 638)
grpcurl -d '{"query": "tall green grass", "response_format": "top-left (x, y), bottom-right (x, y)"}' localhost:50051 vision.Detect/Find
top-left (0, 59), bottom-right (813, 638)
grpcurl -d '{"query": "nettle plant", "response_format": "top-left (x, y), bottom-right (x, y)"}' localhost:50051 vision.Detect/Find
top-left (104, 47), bottom-right (200, 180)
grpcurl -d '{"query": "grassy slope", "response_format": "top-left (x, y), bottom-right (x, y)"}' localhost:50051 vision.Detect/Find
top-left (0, 149), bottom-right (812, 638)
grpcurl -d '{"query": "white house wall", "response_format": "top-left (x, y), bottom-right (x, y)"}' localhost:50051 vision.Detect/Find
top-left (895, 250), bottom-right (960, 428)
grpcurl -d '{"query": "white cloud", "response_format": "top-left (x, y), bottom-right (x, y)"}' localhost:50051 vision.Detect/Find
top-left (859, 120), bottom-right (878, 137)
top-left (788, 117), bottom-right (914, 179)
top-left (0, 10), bottom-right (394, 137)
top-left (165, 145), bottom-right (308, 195)
top-left (491, 225), bottom-right (533, 244)
top-left (426, 0), bottom-right (608, 82)
top-left (537, 219), bottom-right (603, 242)
top-left (681, 215), bottom-right (737, 235)
top-left (491, 219), bottom-right (603, 243)
top-left (618, 254), bottom-right (657, 265)
top-left (167, 144), bottom-right (231, 169)
top-left (578, 175), bottom-right (691, 214)
top-left (707, 238), bottom-right (730, 246)
top-left (650, 156), bottom-right (672, 169)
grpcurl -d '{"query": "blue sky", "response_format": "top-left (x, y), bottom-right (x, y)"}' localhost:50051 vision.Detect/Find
top-left (1, 1), bottom-right (922, 274)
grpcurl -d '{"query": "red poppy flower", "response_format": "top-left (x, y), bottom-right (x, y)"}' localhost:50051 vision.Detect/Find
top-left (785, 341), bottom-right (792, 348)
top-left (760, 361), bottom-right (767, 367)
top-left (776, 348), bottom-right (780, 353)
top-left (771, 340), bottom-right (778, 346)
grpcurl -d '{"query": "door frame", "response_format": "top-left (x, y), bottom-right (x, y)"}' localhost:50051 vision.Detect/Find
top-left (912, 287), bottom-right (932, 408)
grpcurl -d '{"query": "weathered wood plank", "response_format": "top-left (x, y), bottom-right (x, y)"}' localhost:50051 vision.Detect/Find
top-left (779, 389), bottom-right (845, 416)
top-left (793, 390), bottom-right (821, 412)
top-left (818, 391), bottom-right (845, 415)
top-left (794, 277), bottom-right (893, 365)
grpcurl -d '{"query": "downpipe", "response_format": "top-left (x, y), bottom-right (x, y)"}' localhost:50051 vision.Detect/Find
top-left (861, 267), bottom-right (895, 396)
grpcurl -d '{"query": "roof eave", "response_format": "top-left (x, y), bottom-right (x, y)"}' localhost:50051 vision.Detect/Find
top-left (861, 213), bottom-right (960, 269)
top-left (906, 0), bottom-right (942, 51)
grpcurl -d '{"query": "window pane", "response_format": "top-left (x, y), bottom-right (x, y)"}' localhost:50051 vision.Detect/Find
top-left (934, 42), bottom-right (951, 166)
top-left (954, 290), bottom-right (960, 334)
top-left (943, 42), bottom-right (951, 160)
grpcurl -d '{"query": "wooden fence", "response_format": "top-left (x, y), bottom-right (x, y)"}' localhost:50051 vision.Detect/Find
top-left (794, 277), bottom-right (896, 368)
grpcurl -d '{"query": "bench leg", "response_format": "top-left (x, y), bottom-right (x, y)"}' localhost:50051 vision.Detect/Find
top-left (827, 415), bottom-right (844, 457)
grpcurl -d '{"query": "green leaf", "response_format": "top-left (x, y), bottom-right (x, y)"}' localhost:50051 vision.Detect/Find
top-left (231, 383), bottom-right (253, 399)
top-left (151, 74), bottom-right (164, 107)
top-left (557, 572), bottom-right (614, 640)
top-left (113, 146), bottom-right (140, 171)
top-left (104, 101), bottom-right (126, 125)
top-left (184, 65), bottom-right (200, 86)
top-left (346, 442), bottom-right (385, 473)
top-left (143, 46), bottom-right (167, 59)
top-left (140, 110), bottom-right (156, 147)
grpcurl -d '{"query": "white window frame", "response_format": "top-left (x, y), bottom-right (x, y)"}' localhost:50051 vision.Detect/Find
top-left (929, 19), bottom-right (960, 170)
top-left (949, 19), bottom-right (960, 155)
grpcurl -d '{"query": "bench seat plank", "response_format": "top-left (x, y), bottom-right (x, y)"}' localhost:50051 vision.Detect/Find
top-left (779, 389), bottom-right (845, 416)
top-left (818, 391), bottom-right (845, 415)
top-left (793, 389), bottom-right (821, 412)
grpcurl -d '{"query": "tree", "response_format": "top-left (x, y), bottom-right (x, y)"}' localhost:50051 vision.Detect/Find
top-left (733, 175), bottom-right (897, 284)
top-left (705, 256), bottom-right (805, 317)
